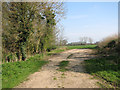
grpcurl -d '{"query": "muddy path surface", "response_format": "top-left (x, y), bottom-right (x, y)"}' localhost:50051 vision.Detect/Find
top-left (17, 49), bottom-right (100, 88)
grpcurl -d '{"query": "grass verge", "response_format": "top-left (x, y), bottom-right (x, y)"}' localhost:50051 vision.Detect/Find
top-left (2, 54), bottom-right (48, 88)
top-left (2, 47), bottom-right (67, 88)
top-left (57, 61), bottom-right (69, 72)
top-left (47, 47), bottom-right (67, 56)
top-left (84, 55), bottom-right (120, 88)
top-left (67, 45), bottom-right (97, 49)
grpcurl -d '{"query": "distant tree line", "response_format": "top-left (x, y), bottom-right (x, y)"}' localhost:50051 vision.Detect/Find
top-left (67, 37), bottom-right (94, 46)
top-left (2, 2), bottom-right (65, 63)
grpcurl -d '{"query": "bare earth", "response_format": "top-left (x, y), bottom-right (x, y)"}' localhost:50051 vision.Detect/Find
top-left (16, 49), bottom-right (100, 88)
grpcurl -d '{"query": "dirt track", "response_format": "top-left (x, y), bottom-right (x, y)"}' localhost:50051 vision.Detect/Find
top-left (16, 49), bottom-right (100, 88)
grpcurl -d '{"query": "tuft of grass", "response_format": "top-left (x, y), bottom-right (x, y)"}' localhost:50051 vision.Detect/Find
top-left (61, 73), bottom-right (65, 78)
top-left (61, 73), bottom-right (65, 76)
top-left (57, 61), bottom-right (69, 72)
top-left (67, 54), bottom-right (73, 59)
top-left (53, 77), bottom-right (57, 80)
top-left (67, 45), bottom-right (97, 50)
top-left (96, 82), bottom-right (106, 88)
top-left (84, 55), bottom-right (120, 88)
top-left (2, 54), bottom-right (49, 88)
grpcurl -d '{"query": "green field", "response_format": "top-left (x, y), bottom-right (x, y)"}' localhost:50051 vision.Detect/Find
top-left (84, 55), bottom-right (120, 88)
top-left (67, 45), bottom-right (97, 49)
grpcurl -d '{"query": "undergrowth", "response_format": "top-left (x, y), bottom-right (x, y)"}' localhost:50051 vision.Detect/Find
top-left (84, 55), bottom-right (120, 88)
top-left (2, 54), bottom-right (48, 88)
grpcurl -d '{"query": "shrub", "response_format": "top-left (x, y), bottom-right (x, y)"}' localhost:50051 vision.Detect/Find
top-left (98, 34), bottom-right (118, 48)
top-left (97, 34), bottom-right (118, 54)
top-left (46, 46), bottom-right (56, 52)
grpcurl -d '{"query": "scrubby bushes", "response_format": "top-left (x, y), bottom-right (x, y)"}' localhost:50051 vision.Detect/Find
top-left (98, 34), bottom-right (118, 48)
top-left (97, 34), bottom-right (118, 54)
top-left (46, 46), bottom-right (57, 52)
top-left (85, 34), bottom-right (120, 88)
top-left (2, 2), bottom-right (65, 63)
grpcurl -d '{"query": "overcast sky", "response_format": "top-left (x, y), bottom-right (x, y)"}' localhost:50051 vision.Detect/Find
top-left (60, 2), bottom-right (118, 43)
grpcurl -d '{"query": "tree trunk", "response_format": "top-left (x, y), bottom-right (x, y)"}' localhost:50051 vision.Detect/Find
top-left (20, 43), bottom-right (26, 61)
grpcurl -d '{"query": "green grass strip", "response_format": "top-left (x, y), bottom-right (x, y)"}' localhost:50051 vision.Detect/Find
top-left (84, 55), bottom-right (120, 88)
top-left (58, 61), bottom-right (69, 72)
top-left (2, 54), bottom-right (49, 88)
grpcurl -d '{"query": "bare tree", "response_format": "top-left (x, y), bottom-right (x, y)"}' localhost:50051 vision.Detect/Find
top-left (88, 37), bottom-right (93, 44)
top-left (79, 37), bottom-right (88, 44)
top-left (79, 36), bottom-right (93, 44)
